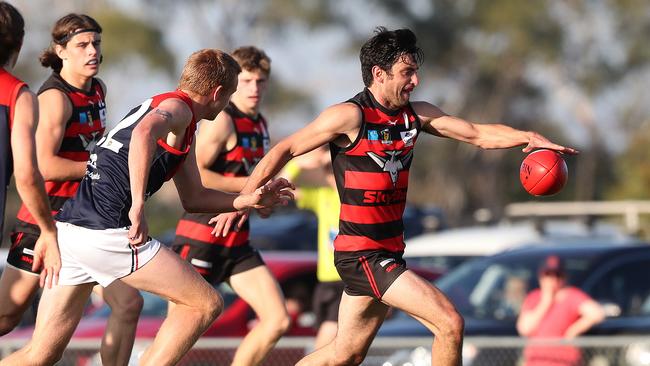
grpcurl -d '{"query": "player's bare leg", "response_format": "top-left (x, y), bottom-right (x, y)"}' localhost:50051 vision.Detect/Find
top-left (0, 266), bottom-right (39, 335)
top-left (0, 283), bottom-right (95, 366)
top-left (314, 320), bottom-right (338, 350)
top-left (296, 292), bottom-right (389, 366)
top-left (120, 247), bottom-right (223, 366)
top-left (93, 282), bottom-right (143, 366)
top-left (228, 265), bottom-right (290, 366)
top-left (382, 270), bottom-right (464, 366)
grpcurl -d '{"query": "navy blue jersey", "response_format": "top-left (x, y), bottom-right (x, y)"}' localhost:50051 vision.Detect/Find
top-left (56, 91), bottom-right (197, 229)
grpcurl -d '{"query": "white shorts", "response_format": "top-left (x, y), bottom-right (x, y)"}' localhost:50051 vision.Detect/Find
top-left (56, 221), bottom-right (161, 287)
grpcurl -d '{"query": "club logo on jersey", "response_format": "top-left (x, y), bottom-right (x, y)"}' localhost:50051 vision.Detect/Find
top-left (366, 149), bottom-right (413, 187)
top-left (400, 129), bottom-right (418, 147)
top-left (368, 130), bottom-right (379, 141)
top-left (251, 137), bottom-right (258, 151)
top-left (242, 137), bottom-right (250, 149)
top-left (380, 128), bottom-right (392, 145)
top-left (86, 153), bottom-right (100, 180)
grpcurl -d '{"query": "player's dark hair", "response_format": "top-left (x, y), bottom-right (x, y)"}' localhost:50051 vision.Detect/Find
top-left (232, 46), bottom-right (271, 76)
top-left (0, 1), bottom-right (25, 66)
top-left (39, 13), bottom-right (102, 72)
top-left (360, 27), bottom-right (423, 87)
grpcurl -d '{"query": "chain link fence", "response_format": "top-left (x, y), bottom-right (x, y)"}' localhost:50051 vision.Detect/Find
top-left (2, 336), bottom-right (650, 365)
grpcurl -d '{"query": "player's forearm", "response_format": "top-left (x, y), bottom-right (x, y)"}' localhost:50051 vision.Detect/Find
top-left (38, 155), bottom-right (87, 181)
top-left (241, 143), bottom-right (292, 194)
top-left (473, 124), bottom-right (532, 150)
top-left (182, 188), bottom-right (239, 213)
top-left (14, 171), bottom-right (56, 233)
top-left (198, 169), bottom-right (247, 193)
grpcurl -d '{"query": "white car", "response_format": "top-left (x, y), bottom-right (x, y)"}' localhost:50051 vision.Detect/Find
top-left (403, 220), bottom-right (634, 273)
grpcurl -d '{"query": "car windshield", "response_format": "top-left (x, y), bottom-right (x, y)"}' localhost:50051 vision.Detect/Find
top-left (90, 283), bottom-right (239, 318)
top-left (435, 250), bottom-right (599, 321)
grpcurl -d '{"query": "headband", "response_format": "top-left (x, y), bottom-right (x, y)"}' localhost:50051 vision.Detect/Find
top-left (58, 28), bottom-right (100, 44)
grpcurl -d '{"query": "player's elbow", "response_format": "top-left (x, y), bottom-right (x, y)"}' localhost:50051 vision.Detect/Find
top-left (180, 194), bottom-right (203, 213)
top-left (13, 166), bottom-right (42, 190)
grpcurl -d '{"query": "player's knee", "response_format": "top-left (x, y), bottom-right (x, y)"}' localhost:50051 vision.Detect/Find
top-left (107, 290), bottom-right (144, 321)
top-left (439, 309), bottom-right (464, 343)
top-left (202, 289), bottom-right (223, 322)
top-left (267, 312), bottom-right (291, 339)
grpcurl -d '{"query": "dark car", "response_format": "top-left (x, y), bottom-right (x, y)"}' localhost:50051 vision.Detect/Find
top-left (379, 240), bottom-right (650, 365)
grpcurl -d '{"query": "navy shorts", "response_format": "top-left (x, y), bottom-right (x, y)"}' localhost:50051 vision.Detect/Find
top-left (6, 231), bottom-right (39, 273)
top-left (172, 243), bottom-right (265, 284)
top-left (312, 280), bottom-right (346, 326)
top-left (334, 249), bottom-right (407, 300)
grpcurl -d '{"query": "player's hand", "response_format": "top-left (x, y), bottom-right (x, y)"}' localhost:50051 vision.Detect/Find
top-left (210, 210), bottom-right (249, 237)
top-left (523, 132), bottom-right (579, 155)
top-left (32, 228), bottom-right (61, 288)
top-left (236, 178), bottom-right (295, 210)
top-left (128, 204), bottom-right (149, 246)
top-left (256, 207), bottom-right (274, 218)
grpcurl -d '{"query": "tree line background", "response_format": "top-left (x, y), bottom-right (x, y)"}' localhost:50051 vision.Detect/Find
top-left (3, 0), bottom-right (650, 243)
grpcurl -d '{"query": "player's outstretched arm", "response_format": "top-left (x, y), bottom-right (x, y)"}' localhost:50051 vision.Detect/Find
top-left (211, 102), bottom-right (361, 237)
top-left (174, 142), bottom-right (294, 214)
top-left (413, 101), bottom-right (578, 154)
top-left (11, 87), bottom-right (60, 287)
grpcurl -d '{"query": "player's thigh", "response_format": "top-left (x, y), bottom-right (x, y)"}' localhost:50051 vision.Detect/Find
top-left (0, 266), bottom-right (40, 317)
top-left (120, 246), bottom-right (218, 307)
top-left (333, 292), bottom-right (389, 356)
top-left (382, 270), bottom-right (460, 332)
top-left (229, 264), bottom-right (287, 320)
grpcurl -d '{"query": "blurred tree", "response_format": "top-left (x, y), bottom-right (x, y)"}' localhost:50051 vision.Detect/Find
top-left (94, 11), bottom-right (175, 74)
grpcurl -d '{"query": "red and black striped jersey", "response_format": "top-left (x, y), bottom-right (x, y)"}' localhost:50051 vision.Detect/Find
top-left (56, 90), bottom-right (196, 229)
top-left (174, 103), bottom-right (270, 250)
top-left (331, 88), bottom-right (421, 253)
top-left (0, 67), bottom-right (27, 239)
top-left (14, 73), bottom-right (106, 234)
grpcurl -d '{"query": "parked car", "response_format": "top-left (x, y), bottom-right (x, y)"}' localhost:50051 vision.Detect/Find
top-left (403, 220), bottom-right (635, 273)
top-left (380, 239), bottom-right (650, 366)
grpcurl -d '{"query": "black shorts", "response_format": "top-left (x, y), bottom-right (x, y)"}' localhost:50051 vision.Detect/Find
top-left (334, 249), bottom-right (407, 300)
top-left (6, 231), bottom-right (39, 273)
top-left (172, 243), bottom-right (265, 284)
top-left (312, 281), bottom-right (346, 326)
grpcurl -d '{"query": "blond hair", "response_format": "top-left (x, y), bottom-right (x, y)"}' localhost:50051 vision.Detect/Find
top-left (178, 49), bottom-right (241, 96)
